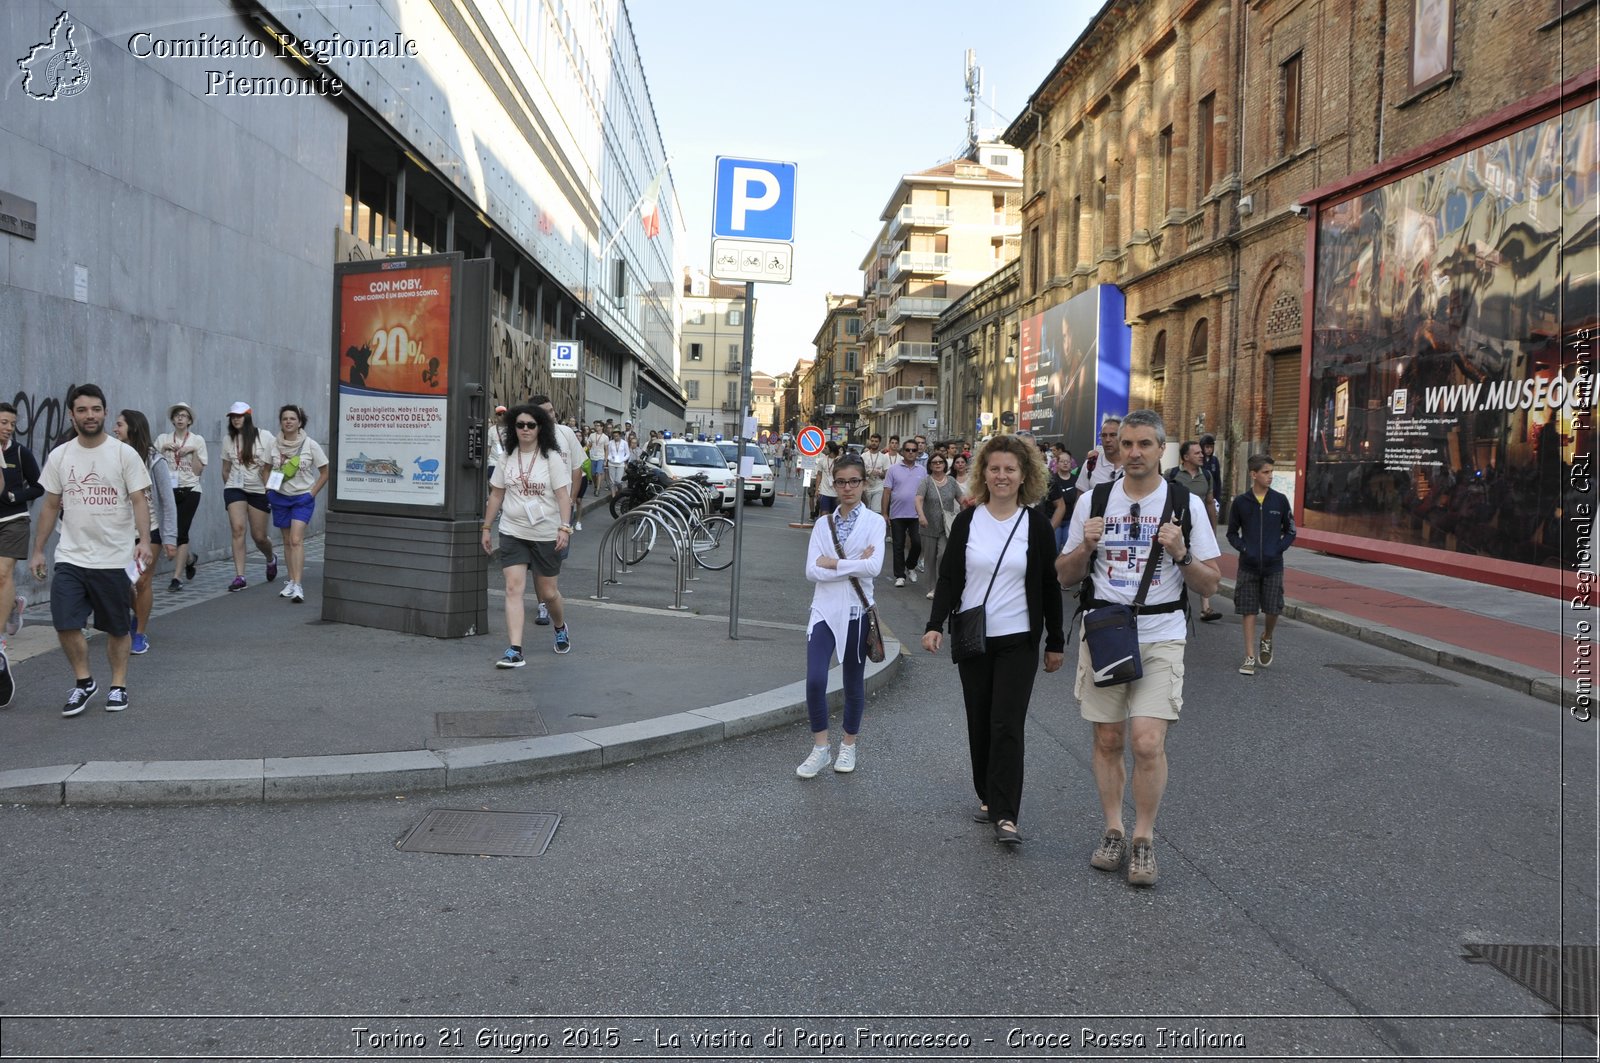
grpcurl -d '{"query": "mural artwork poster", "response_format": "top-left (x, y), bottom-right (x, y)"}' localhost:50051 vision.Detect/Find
top-left (1304, 98), bottom-right (1599, 572)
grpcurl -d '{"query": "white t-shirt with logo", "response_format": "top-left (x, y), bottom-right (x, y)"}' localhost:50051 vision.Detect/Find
top-left (270, 435), bottom-right (329, 496)
top-left (491, 445), bottom-right (571, 542)
top-left (1063, 478), bottom-right (1221, 643)
top-left (553, 423), bottom-right (584, 479)
top-left (155, 431), bottom-right (208, 491)
top-left (40, 437), bottom-right (153, 569)
top-left (222, 430), bottom-right (274, 491)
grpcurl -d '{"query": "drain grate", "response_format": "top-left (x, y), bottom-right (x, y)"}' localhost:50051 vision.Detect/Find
top-left (1463, 944), bottom-right (1598, 1032)
top-left (397, 809), bottom-right (560, 857)
top-left (1326, 663), bottom-right (1457, 685)
top-left (434, 710), bottom-right (546, 738)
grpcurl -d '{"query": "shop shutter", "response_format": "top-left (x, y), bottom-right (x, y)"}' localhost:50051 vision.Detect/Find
top-left (1268, 350), bottom-right (1302, 462)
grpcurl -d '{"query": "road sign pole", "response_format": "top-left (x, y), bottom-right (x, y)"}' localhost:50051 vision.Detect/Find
top-left (729, 281), bottom-right (757, 640)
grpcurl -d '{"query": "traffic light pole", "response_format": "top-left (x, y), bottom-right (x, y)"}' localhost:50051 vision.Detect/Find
top-left (729, 281), bottom-right (756, 639)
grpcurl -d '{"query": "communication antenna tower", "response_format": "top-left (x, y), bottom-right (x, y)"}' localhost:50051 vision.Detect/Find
top-left (964, 50), bottom-right (983, 158)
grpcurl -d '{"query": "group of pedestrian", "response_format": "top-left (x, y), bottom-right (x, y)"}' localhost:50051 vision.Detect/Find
top-left (798, 407), bottom-right (1295, 889)
top-left (0, 387), bottom-right (333, 717)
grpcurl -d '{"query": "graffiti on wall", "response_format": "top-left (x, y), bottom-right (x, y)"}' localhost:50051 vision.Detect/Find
top-left (9, 386), bottom-right (75, 454)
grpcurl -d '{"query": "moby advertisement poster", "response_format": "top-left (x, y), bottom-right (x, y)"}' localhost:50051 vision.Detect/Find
top-left (332, 256), bottom-right (456, 508)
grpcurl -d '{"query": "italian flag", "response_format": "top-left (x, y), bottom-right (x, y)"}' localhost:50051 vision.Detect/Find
top-left (638, 165), bottom-right (668, 239)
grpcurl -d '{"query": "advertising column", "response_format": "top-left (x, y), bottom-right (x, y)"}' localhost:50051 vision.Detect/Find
top-left (324, 254), bottom-right (493, 637)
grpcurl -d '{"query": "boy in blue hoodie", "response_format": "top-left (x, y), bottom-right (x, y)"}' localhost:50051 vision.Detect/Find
top-left (1227, 454), bottom-right (1296, 675)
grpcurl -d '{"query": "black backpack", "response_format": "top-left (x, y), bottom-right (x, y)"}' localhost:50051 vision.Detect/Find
top-left (1077, 478), bottom-right (1193, 619)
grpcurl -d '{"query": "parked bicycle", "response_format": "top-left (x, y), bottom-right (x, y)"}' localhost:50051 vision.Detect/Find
top-left (612, 474), bottom-right (734, 571)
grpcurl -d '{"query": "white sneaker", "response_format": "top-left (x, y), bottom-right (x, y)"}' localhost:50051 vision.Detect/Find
top-left (834, 743), bottom-right (857, 773)
top-left (795, 745), bottom-right (832, 778)
top-left (894, 577), bottom-right (906, 587)
top-left (279, 581), bottom-right (296, 599)
top-left (573, 520), bottom-right (583, 532)
top-left (291, 581), bottom-right (305, 604)
top-left (908, 570), bottom-right (918, 584)
top-left (925, 590), bottom-right (935, 600)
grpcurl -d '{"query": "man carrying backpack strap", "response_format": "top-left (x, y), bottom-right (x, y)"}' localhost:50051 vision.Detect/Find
top-left (1057, 409), bottom-right (1221, 888)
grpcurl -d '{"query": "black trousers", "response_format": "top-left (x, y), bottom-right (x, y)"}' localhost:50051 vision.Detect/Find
top-left (890, 517), bottom-right (922, 578)
top-left (957, 631), bottom-right (1039, 823)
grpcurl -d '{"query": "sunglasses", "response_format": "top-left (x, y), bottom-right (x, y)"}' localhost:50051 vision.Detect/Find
top-left (515, 421), bottom-right (539, 430)
top-left (1128, 502), bottom-right (1142, 542)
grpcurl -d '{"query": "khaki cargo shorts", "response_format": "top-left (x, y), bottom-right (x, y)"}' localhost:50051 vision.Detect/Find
top-left (1075, 639), bottom-right (1186, 723)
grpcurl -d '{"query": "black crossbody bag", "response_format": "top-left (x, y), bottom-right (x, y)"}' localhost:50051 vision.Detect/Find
top-left (827, 514), bottom-right (885, 663)
top-left (949, 510), bottom-right (1025, 664)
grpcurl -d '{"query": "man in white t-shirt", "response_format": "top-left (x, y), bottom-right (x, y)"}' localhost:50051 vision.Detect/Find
top-left (1056, 409), bottom-right (1220, 888)
top-left (1073, 415), bottom-right (1124, 492)
top-left (28, 384), bottom-right (153, 717)
top-left (860, 433), bottom-right (891, 513)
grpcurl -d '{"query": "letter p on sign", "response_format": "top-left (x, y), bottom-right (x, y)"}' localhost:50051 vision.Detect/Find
top-left (713, 157), bottom-right (797, 242)
top-left (731, 168), bottom-right (779, 230)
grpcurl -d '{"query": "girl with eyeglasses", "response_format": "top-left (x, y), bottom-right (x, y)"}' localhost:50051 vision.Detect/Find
top-left (796, 452), bottom-right (884, 778)
top-left (483, 403), bottom-right (573, 667)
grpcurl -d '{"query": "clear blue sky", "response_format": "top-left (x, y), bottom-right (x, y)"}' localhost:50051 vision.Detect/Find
top-left (628, 1), bottom-right (1099, 376)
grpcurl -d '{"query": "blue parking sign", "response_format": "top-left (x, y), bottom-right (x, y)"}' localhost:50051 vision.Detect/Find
top-left (713, 157), bottom-right (797, 242)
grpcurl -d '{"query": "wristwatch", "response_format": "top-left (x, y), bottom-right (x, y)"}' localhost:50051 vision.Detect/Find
top-left (1176, 550), bottom-right (1194, 567)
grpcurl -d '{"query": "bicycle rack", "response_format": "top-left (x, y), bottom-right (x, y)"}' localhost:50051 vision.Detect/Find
top-left (592, 503), bottom-right (695, 610)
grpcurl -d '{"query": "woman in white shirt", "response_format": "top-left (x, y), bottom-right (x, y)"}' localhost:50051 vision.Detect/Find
top-left (115, 409), bottom-right (176, 656)
top-left (921, 435), bottom-right (1065, 844)
top-left (155, 402), bottom-right (207, 593)
top-left (266, 405), bottom-right (329, 605)
top-left (483, 403), bottom-right (573, 667)
top-left (796, 453), bottom-right (885, 778)
top-left (219, 402), bottom-right (277, 592)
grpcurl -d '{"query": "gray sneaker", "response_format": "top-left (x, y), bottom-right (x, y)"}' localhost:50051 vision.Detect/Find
top-left (795, 745), bottom-right (831, 778)
top-left (1127, 836), bottom-right (1159, 886)
top-left (1239, 656), bottom-right (1257, 675)
top-left (1090, 828), bottom-right (1127, 871)
top-left (1258, 637), bottom-right (1274, 667)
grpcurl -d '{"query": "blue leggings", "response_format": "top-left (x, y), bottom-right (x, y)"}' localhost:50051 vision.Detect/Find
top-left (806, 618), bottom-right (866, 736)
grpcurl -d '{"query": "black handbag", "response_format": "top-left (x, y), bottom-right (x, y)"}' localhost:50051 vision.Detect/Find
top-left (949, 510), bottom-right (1025, 664)
top-left (828, 513), bottom-right (885, 663)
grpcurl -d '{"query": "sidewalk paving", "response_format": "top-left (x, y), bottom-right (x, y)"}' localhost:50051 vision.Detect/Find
top-left (0, 504), bottom-right (1580, 804)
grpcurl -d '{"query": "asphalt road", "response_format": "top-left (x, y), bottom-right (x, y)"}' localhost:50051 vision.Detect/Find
top-left (1, 511), bottom-right (1595, 1062)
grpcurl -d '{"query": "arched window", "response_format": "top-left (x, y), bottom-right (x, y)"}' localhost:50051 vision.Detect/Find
top-left (1149, 330), bottom-right (1167, 412)
top-left (1188, 318), bottom-right (1209, 366)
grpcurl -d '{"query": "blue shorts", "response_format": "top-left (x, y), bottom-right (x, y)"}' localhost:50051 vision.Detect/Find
top-left (267, 490), bottom-right (317, 528)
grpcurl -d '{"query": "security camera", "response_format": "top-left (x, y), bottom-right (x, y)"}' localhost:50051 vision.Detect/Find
top-left (1288, 203), bottom-right (1309, 218)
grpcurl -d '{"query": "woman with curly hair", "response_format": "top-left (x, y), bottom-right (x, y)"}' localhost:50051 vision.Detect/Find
top-left (922, 433), bottom-right (1064, 845)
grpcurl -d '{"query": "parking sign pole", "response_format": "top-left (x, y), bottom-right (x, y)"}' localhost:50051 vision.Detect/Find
top-left (729, 281), bottom-right (756, 639)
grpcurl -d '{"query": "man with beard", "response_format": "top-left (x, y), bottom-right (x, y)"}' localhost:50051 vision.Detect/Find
top-left (30, 384), bottom-right (152, 716)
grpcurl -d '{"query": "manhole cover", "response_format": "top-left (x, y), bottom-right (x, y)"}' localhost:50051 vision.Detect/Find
top-left (397, 809), bottom-right (560, 857)
top-left (1326, 663), bottom-right (1457, 685)
top-left (1464, 944), bottom-right (1597, 1032)
top-left (434, 710), bottom-right (547, 738)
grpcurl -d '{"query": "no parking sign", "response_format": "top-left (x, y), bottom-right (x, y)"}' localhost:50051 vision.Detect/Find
top-left (796, 426), bottom-right (825, 456)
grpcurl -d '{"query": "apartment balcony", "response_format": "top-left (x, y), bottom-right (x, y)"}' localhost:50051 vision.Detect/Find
top-left (881, 385), bottom-right (937, 409)
top-left (888, 204), bottom-right (955, 238)
top-left (878, 239), bottom-right (897, 258)
top-left (883, 340), bottom-right (938, 370)
top-left (856, 394), bottom-right (875, 415)
top-left (726, 361), bottom-right (742, 374)
top-left (887, 251), bottom-right (950, 281)
top-left (887, 296), bottom-right (952, 324)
